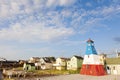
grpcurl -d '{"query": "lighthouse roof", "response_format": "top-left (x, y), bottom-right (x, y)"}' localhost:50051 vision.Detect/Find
top-left (87, 38), bottom-right (94, 43)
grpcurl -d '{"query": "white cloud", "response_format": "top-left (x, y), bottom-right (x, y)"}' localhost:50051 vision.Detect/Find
top-left (0, 0), bottom-right (76, 18)
top-left (55, 40), bottom-right (85, 46)
top-left (0, 0), bottom-right (43, 17)
top-left (88, 5), bottom-right (120, 17)
top-left (70, 4), bottom-right (120, 34)
top-left (46, 0), bottom-right (56, 7)
top-left (46, 0), bottom-right (76, 7)
top-left (59, 0), bottom-right (76, 6)
top-left (0, 0), bottom-right (76, 43)
top-left (0, 23), bottom-right (74, 42)
top-left (61, 9), bottom-right (73, 17)
top-left (86, 2), bottom-right (92, 7)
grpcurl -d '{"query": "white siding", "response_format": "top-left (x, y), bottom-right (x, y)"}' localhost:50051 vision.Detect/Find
top-left (83, 54), bottom-right (103, 65)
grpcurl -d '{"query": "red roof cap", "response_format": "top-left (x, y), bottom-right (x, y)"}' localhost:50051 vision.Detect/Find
top-left (87, 38), bottom-right (94, 43)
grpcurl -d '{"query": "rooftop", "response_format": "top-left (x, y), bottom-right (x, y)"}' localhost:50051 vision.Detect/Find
top-left (73, 55), bottom-right (83, 59)
top-left (87, 38), bottom-right (94, 43)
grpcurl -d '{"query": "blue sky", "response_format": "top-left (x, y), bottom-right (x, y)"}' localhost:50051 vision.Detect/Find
top-left (0, 0), bottom-right (120, 60)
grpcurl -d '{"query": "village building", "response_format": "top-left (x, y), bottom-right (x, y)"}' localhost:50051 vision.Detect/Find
top-left (106, 58), bottom-right (120, 75)
top-left (117, 52), bottom-right (120, 58)
top-left (99, 54), bottom-right (107, 65)
top-left (67, 55), bottom-right (83, 70)
top-left (18, 60), bottom-right (27, 67)
top-left (23, 63), bottom-right (35, 71)
top-left (40, 57), bottom-right (56, 70)
top-left (53, 57), bottom-right (70, 70)
top-left (0, 60), bottom-right (19, 68)
top-left (28, 56), bottom-right (56, 70)
top-left (29, 57), bottom-right (40, 63)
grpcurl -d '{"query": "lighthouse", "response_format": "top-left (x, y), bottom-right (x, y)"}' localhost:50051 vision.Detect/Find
top-left (80, 39), bottom-right (106, 76)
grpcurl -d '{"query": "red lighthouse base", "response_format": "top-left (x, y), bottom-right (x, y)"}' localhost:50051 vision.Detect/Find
top-left (80, 64), bottom-right (106, 76)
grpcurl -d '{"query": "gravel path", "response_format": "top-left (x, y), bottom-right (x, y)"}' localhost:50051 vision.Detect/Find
top-left (20, 74), bottom-right (120, 80)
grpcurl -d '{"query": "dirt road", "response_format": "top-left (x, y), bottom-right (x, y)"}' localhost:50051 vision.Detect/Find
top-left (21, 74), bottom-right (120, 80)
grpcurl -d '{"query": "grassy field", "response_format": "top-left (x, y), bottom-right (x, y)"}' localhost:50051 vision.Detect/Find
top-left (13, 67), bottom-right (80, 74)
top-left (106, 57), bottom-right (120, 64)
top-left (35, 69), bottom-right (79, 75)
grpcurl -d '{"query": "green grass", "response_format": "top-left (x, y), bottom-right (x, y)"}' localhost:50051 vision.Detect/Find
top-left (30, 69), bottom-right (80, 76)
top-left (13, 67), bottom-right (23, 70)
top-left (106, 57), bottom-right (120, 64)
top-left (4, 78), bottom-right (15, 80)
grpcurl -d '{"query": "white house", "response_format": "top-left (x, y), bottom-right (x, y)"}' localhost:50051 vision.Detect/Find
top-left (29, 57), bottom-right (40, 63)
top-left (40, 57), bottom-right (56, 70)
top-left (53, 57), bottom-right (70, 70)
top-left (106, 58), bottom-right (120, 75)
top-left (67, 55), bottom-right (83, 70)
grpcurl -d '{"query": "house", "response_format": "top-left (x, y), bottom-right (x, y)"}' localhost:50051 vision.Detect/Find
top-left (106, 58), bottom-right (120, 75)
top-left (40, 57), bottom-right (56, 70)
top-left (67, 55), bottom-right (83, 70)
top-left (0, 60), bottom-right (19, 68)
top-left (23, 63), bottom-right (35, 71)
top-left (19, 60), bottom-right (27, 64)
top-left (29, 57), bottom-right (40, 63)
top-left (117, 52), bottom-right (120, 58)
top-left (28, 57), bottom-right (41, 70)
top-left (18, 60), bottom-right (27, 67)
top-left (99, 54), bottom-right (107, 65)
top-left (53, 57), bottom-right (70, 70)
top-left (48, 57), bottom-right (56, 63)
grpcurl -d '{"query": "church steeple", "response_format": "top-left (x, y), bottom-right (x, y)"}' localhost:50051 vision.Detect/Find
top-left (85, 38), bottom-right (97, 55)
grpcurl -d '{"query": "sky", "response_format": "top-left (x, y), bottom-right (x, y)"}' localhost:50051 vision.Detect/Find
top-left (0, 0), bottom-right (120, 60)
